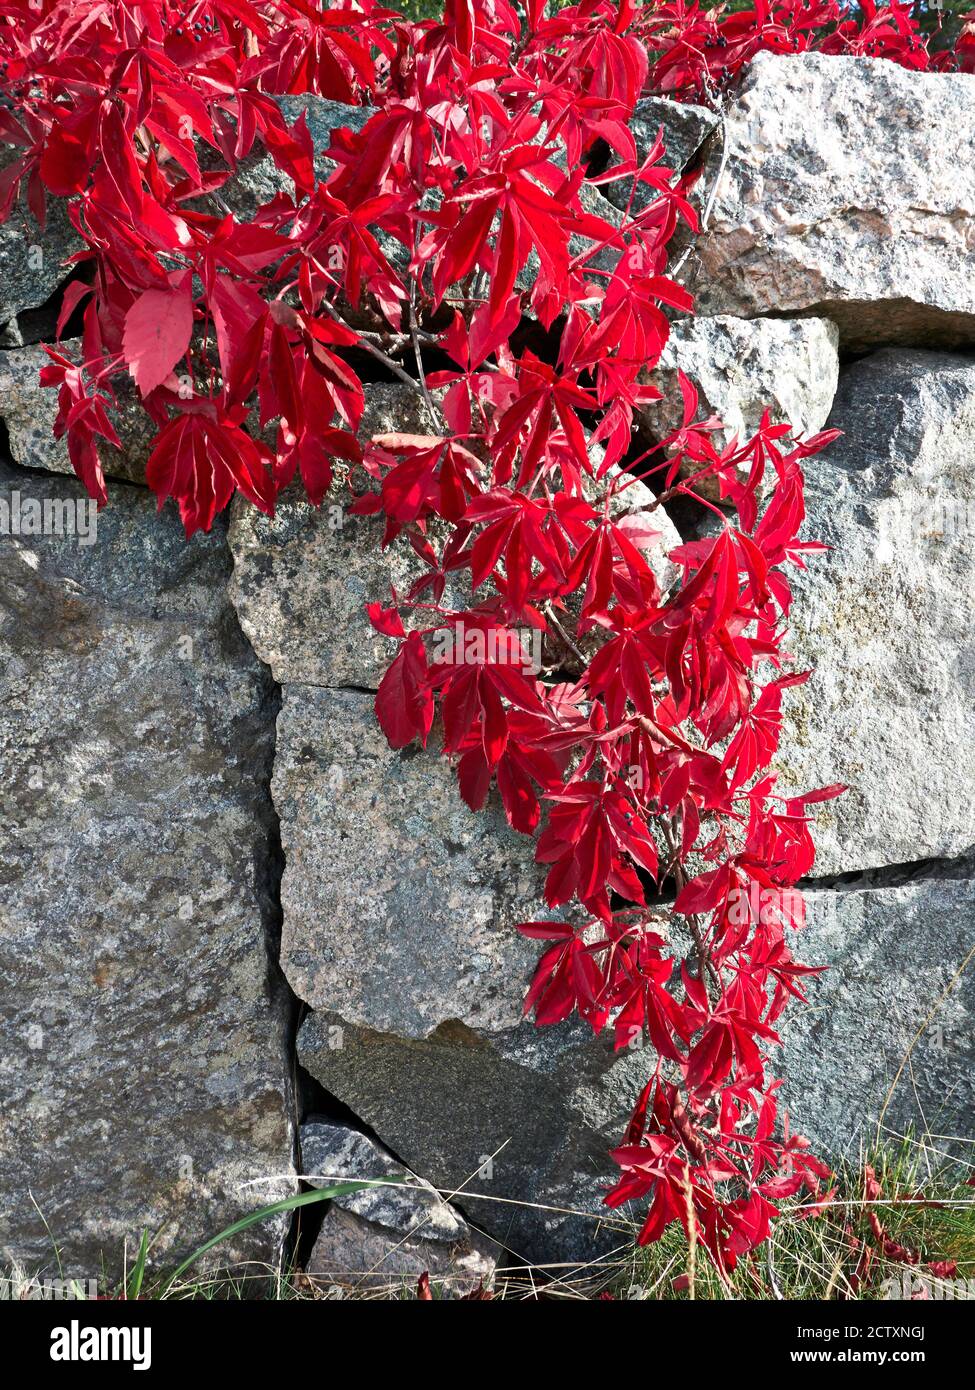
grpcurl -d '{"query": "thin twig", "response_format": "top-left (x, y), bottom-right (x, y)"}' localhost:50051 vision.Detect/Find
top-left (319, 298), bottom-right (431, 398)
top-left (409, 262), bottom-right (439, 429)
top-left (543, 602), bottom-right (588, 666)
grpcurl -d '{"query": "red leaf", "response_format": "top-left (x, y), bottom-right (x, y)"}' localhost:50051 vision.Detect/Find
top-left (40, 127), bottom-right (89, 196)
top-left (375, 634), bottom-right (432, 751)
top-left (124, 281), bottom-right (194, 397)
top-left (367, 601), bottom-right (406, 638)
top-left (145, 412), bottom-right (274, 537)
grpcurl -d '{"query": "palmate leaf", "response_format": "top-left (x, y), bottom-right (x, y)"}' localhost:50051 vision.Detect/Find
top-left (123, 279), bottom-right (194, 397)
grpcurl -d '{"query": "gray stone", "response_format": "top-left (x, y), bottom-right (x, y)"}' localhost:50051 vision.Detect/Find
top-left (0, 344), bottom-right (152, 486)
top-left (299, 1011), bottom-right (648, 1268)
top-left (0, 177), bottom-right (84, 345)
top-left (282, 687), bottom-right (661, 1262)
top-left (274, 686), bottom-right (544, 1033)
top-left (631, 96), bottom-right (719, 175)
top-left (775, 350), bottom-right (975, 875)
top-left (0, 461), bottom-right (296, 1279)
top-left (301, 1120), bottom-right (498, 1294)
top-left (276, 95), bottom-right (376, 146)
top-left (227, 384), bottom-right (460, 690)
top-left (689, 54), bottom-right (975, 350)
top-left (641, 315), bottom-right (839, 448)
top-left (603, 96), bottom-right (719, 216)
top-left (779, 877), bottom-right (975, 1157)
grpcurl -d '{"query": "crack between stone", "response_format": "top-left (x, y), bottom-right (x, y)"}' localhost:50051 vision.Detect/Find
top-left (689, 299), bottom-right (975, 359)
top-left (247, 666), bottom-right (336, 1267)
top-left (234, 626), bottom-right (395, 1264)
top-left (203, 631), bottom-right (389, 1267)
top-left (271, 677), bottom-right (380, 697)
top-left (333, 682), bottom-right (379, 696)
top-left (800, 850), bottom-right (975, 894)
top-left (245, 666), bottom-right (308, 1267)
top-left (0, 421), bottom-right (151, 495)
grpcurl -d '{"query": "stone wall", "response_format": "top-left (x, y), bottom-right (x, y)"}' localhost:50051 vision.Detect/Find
top-left (0, 53), bottom-right (973, 1291)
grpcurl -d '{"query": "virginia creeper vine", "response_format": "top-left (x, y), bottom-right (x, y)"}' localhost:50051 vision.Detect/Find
top-left (2, 0), bottom-right (971, 1274)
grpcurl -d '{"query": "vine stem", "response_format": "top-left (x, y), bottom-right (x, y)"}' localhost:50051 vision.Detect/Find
top-left (319, 297), bottom-right (436, 401)
top-left (410, 230), bottom-right (441, 430)
top-left (543, 601), bottom-right (588, 666)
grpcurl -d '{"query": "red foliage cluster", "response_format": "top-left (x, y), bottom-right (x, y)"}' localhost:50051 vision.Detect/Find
top-left (635, 0), bottom-right (974, 98)
top-left (1, 0), bottom-right (966, 1275)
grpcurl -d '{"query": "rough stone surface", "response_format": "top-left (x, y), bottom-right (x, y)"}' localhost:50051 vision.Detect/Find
top-left (0, 344), bottom-right (152, 487)
top-left (689, 54), bottom-right (975, 350)
top-left (301, 1119), bottom-right (498, 1293)
top-left (642, 315), bottom-right (839, 446)
top-left (276, 95), bottom-right (376, 147)
top-left (775, 350), bottom-right (975, 876)
top-left (282, 688), bottom-right (657, 1261)
top-left (0, 461), bottom-right (296, 1278)
top-left (227, 385), bottom-right (462, 691)
top-left (779, 877), bottom-right (975, 1156)
top-left (632, 96), bottom-right (719, 175)
top-left (0, 183), bottom-right (84, 346)
top-left (274, 687), bottom-right (544, 1033)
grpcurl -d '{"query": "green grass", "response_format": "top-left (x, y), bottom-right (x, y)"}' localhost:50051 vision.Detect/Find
top-left (9, 1134), bottom-right (972, 1301)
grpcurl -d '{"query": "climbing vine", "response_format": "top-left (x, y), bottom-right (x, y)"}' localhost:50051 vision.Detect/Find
top-left (2, 0), bottom-right (971, 1273)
